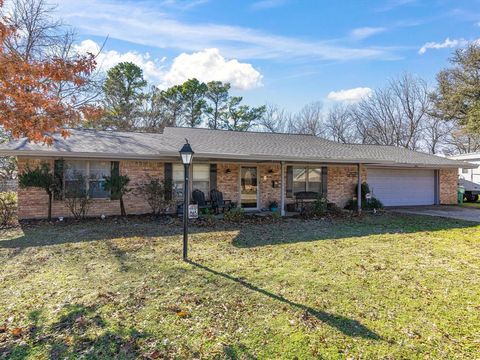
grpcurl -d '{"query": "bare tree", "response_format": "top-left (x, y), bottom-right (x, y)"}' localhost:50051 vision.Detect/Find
top-left (288, 102), bottom-right (325, 136)
top-left (257, 104), bottom-right (290, 133)
top-left (352, 74), bottom-right (430, 150)
top-left (325, 105), bottom-right (359, 143)
top-left (444, 129), bottom-right (480, 155)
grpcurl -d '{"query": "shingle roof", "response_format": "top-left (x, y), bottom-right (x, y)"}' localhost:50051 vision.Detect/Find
top-left (0, 127), bottom-right (475, 168)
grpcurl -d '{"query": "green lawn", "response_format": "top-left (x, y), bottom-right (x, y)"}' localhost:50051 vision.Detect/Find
top-left (0, 214), bottom-right (479, 359)
top-left (462, 201), bottom-right (480, 209)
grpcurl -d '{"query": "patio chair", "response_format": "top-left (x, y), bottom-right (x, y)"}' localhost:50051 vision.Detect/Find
top-left (192, 189), bottom-right (212, 211)
top-left (210, 189), bottom-right (233, 214)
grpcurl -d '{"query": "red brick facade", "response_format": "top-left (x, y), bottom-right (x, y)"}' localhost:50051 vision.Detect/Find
top-left (16, 157), bottom-right (460, 219)
top-left (439, 169), bottom-right (458, 205)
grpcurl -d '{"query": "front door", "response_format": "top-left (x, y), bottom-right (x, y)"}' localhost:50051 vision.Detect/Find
top-left (240, 167), bottom-right (258, 209)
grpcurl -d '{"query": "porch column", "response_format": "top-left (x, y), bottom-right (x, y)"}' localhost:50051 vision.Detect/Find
top-left (357, 163), bottom-right (362, 214)
top-left (281, 161), bottom-right (286, 216)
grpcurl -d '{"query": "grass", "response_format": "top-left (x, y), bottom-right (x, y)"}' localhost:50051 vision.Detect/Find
top-left (461, 201), bottom-right (480, 209)
top-left (0, 213), bottom-right (479, 359)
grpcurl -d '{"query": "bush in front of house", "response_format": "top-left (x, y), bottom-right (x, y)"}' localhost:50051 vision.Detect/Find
top-left (103, 174), bottom-right (130, 216)
top-left (224, 207), bottom-right (245, 222)
top-left (136, 177), bottom-right (174, 216)
top-left (18, 163), bottom-right (60, 221)
top-left (345, 182), bottom-right (384, 211)
top-left (0, 191), bottom-right (17, 227)
top-left (64, 173), bottom-right (91, 220)
top-left (300, 196), bottom-right (336, 218)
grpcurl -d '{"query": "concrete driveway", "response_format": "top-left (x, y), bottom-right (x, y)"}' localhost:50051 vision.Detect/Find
top-left (390, 205), bottom-right (480, 222)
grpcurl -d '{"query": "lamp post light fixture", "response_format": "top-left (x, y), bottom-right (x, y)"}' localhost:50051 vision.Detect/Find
top-left (179, 139), bottom-right (194, 261)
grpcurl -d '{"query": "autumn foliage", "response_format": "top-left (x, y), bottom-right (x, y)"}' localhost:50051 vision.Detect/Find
top-left (0, 0), bottom-right (98, 143)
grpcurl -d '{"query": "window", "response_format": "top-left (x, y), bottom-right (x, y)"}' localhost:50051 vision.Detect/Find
top-left (462, 168), bottom-right (469, 174)
top-left (88, 161), bottom-right (111, 198)
top-left (292, 167), bottom-right (322, 195)
top-left (173, 163), bottom-right (210, 199)
top-left (192, 164), bottom-right (210, 196)
top-left (64, 160), bottom-right (111, 199)
top-left (173, 164), bottom-right (185, 199)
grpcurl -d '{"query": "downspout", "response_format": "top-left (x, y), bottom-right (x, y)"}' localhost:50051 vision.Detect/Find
top-left (357, 163), bottom-right (362, 214)
top-left (281, 161), bottom-right (286, 216)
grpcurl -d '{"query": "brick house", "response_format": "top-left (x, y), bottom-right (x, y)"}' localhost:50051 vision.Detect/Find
top-left (0, 127), bottom-right (475, 219)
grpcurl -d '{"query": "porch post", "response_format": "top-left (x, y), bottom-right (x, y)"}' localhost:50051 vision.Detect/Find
top-left (280, 161), bottom-right (286, 216)
top-left (357, 163), bottom-right (362, 214)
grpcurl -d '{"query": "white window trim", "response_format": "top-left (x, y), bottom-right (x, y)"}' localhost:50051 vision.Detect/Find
top-left (293, 166), bottom-right (322, 193)
top-left (64, 160), bottom-right (110, 199)
top-left (173, 163), bottom-right (210, 200)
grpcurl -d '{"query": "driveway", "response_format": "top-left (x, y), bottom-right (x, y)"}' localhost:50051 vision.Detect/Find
top-left (390, 205), bottom-right (480, 223)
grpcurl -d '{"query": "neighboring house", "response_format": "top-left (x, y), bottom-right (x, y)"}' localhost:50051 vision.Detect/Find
top-left (450, 153), bottom-right (480, 184)
top-left (0, 127), bottom-right (475, 219)
top-left (449, 152), bottom-right (480, 202)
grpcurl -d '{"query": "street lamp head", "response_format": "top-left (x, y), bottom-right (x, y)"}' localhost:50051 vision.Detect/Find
top-left (179, 139), bottom-right (194, 165)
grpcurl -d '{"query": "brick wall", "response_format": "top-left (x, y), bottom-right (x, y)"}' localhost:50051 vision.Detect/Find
top-left (216, 163), bottom-right (240, 205)
top-left (327, 165), bottom-right (367, 208)
top-left (17, 158), bottom-right (165, 219)
top-left (17, 156), bottom-right (459, 219)
top-left (439, 168), bottom-right (458, 205)
top-left (259, 164), bottom-right (282, 209)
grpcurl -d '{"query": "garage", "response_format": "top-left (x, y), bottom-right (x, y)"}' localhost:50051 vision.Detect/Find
top-left (367, 168), bottom-right (436, 206)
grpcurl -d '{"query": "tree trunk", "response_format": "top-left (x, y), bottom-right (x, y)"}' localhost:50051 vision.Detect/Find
top-left (47, 191), bottom-right (52, 221)
top-left (120, 196), bottom-right (126, 217)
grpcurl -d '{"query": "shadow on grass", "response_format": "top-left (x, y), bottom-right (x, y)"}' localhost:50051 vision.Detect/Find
top-left (0, 304), bottom-right (148, 360)
top-left (187, 260), bottom-right (382, 340)
top-left (0, 213), bottom-right (478, 250)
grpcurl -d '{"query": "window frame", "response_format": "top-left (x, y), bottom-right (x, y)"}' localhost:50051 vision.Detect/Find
top-left (172, 163), bottom-right (211, 200)
top-left (292, 166), bottom-right (322, 195)
top-left (63, 160), bottom-right (111, 199)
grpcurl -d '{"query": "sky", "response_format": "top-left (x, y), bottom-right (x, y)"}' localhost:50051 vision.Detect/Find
top-left (55, 0), bottom-right (480, 112)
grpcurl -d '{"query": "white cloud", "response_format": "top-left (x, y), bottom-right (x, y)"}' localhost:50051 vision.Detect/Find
top-left (327, 87), bottom-right (372, 103)
top-left (418, 38), bottom-right (480, 55)
top-left (351, 27), bottom-right (386, 40)
top-left (74, 40), bottom-right (166, 83)
top-left (57, 0), bottom-right (392, 62)
top-left (163, 48), bottom-right (263, 89)
top-left (75, 41), bottom-right (262, 90)
top-left (251, 0), bottom-right (287, 10)
top-left (418, 37), bottom-right (469, 54)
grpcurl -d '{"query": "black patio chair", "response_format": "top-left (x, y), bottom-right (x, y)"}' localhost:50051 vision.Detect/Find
top-left (192, 189), bottom-right (212, 211)
top-left (210, 189), bottom-right (233, 214)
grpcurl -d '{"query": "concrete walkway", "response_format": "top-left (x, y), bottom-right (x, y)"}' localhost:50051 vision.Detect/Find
top-left (390, 205), bottom-right (480, 223)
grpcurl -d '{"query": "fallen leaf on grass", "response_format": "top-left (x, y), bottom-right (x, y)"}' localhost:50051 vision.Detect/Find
top-left (11, 327), bottom-right (23, 337)
top-left (176, 311), bottom-right (189, 318)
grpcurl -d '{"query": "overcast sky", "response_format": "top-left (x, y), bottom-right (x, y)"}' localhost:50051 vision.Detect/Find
top-left (57, 0), bottom-right (480, 111)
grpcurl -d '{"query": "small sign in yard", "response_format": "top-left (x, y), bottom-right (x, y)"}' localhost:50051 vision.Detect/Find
top-left (188, 204), bottom-right (198, 219)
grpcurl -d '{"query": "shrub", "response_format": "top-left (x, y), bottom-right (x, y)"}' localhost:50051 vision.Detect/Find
top-left (136, 178), bottom-right (174, 216)
top-left (301, 196), bottom-right (329, 218)
top-left (103, 174), bottom-right (130, 216)
top-left (224, 207), bottom-right (244, 222)
top-left (64, 173), bottom-right (90, 219)
top-left (0, 192), bottom-right (16, 227)
top-left (345, 182), bottom-right (384, 211)
top-left (18, 163), bottom-right (59, 221)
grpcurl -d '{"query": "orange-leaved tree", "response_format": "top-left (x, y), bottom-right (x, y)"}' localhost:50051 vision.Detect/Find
top-left (0, 0), bottom-right (99, 143)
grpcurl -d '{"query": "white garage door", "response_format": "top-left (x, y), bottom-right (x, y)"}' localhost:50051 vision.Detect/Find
top-left (367, 168), bottom-right (436, 206)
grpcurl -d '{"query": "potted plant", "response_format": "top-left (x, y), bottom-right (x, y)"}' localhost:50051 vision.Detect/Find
top-left (269, 200), bottom-right (278, 212)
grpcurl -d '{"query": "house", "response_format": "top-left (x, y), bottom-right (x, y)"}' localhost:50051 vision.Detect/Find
top-left (449, 152), bottom-right (480, 202)
top-left (0, 127), bottom-right (475, 219)
top-left (450, 152), bottom-right (480, 184)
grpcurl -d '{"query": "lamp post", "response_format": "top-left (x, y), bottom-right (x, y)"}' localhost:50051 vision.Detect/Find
top-left (179, 139), bottom-right (194, 261)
